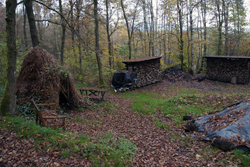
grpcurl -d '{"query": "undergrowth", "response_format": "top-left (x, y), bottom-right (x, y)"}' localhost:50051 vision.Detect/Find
top-left (0, 116), bottom-right (136, 166)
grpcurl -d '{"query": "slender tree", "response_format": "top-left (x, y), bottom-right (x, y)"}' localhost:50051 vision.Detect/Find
top-left (215, 0), bottom-right (223, 55)
top-left (1, 0), bottom-right (17, 116)
top-left (23, 4), bottom-right (28, 50)
top-left (24, 0), bottom-right (39, 47)
top-left (121, 0), bottom-right (138, 60)
top-left (177, 0), bottom-right (184, 71)
top-left (105, 0), bottom-right (119, 68)
top-left (150, 0), bottom-right (154, 57)
top-left (59, 0), bottom-right (66, 65)
top-left (142, 0), bottom-right (148, 57)
top-left (94, 0), bottom-right (104, 86)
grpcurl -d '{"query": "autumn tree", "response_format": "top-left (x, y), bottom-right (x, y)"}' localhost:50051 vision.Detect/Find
top-left (121, 0), bottom-right (139, 60)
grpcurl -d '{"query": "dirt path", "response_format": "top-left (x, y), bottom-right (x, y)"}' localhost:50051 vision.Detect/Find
top-left (67, 82), bottom-right (236, 166)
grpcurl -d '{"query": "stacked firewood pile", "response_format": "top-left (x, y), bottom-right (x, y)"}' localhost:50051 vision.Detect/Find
top-left (135, 59), bottom-right (161, 87)
top-left (161, 67), bottom-right (192, 82)
top-left (206, 58), bottom-right (250, 84)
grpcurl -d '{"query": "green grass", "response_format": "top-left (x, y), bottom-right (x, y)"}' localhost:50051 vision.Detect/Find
top-left (121, 92), bottom-right (166, 115)
top-left (152, 117), bottom-right (170, 130)
top-left (75, 83), bottom-right (88, 89)
top-left (74, 117), bottom-right (86, 123)
top-left (98, 102), bottom-right (119, 113)
top-left (120, 88), bottom-right (250, 126)
top-left (1, 116), bottom-right (136, 166)
top-left (119, 87), bottom-right (250, 165)
top-left (233, 150), bottom-right (250, 167)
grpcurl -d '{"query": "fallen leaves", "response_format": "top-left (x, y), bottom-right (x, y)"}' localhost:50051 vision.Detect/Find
top-left (2, 78), bottom-right (250, 166)
top-left (0, 128), bottom-right (90, 166)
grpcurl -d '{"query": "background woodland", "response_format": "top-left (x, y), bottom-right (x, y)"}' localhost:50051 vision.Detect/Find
top-left (0, 0), bottom-right (249, 86)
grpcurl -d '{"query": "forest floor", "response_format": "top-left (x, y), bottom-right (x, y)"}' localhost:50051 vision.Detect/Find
top-left (1, 78), bottom-right (250, 166)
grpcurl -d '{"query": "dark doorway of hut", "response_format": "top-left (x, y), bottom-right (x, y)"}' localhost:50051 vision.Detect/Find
top-left (59, 75), bottom-right (74, 111)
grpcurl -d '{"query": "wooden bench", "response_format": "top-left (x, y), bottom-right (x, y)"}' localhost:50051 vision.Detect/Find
top-left (78, 87), bottom-right (107, 101)
top-left (31, 99), bottom-right (66, 130)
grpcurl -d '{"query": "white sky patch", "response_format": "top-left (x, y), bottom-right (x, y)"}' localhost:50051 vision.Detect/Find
top-left (245, 0), bottom-right (250, 28)
top-left (0, 0), bottom-right (4, 5)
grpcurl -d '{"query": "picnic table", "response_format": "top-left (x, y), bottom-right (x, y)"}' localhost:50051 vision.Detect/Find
top-left (78, 87), bottom-right (107, 101)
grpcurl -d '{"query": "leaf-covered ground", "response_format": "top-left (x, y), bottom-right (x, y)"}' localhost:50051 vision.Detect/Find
top-left (1, 79), bottom-right (250, 166)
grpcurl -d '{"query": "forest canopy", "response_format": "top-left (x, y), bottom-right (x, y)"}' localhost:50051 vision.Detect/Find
top-left (0, 0), bottom-right (249, 86)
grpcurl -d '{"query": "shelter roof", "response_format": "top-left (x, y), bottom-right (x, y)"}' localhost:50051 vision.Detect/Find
top-left (122, 56), bottom-right (162, 64)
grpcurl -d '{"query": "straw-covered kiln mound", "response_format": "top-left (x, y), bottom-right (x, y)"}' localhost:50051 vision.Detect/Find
top-left (16, 46), bottom-right (85, 111)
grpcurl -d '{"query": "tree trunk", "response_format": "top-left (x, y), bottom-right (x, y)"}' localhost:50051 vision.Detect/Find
top-left (142, 0), bottom-right (148, 57)
top-left (94, 0), bottom-right (104, 86)
top-left (236, 0), bottom-right (241, 56)
top-left (177, 0), bottom-right (184, 71)
top-left (216, 0), bottom-right (223, 55)
top-left (24, 0), bottom-right (39, 47)
top-left (163, 13), bottom-right (166, 64)
top-left (121, 0), bottom-right (131, 59)
top-left (189, 0), bottom-right (194, 75)
top-left (59, 0), bottom-right (66, 66)
top-left (76, 0), bottom-right (83, 75)
top-left (223, 0), bottom-right (229, 55)
top-left (106, 0), bottom-right (112, 68)
top-left (1, 0), bottom-right (17, 116)
top-left (186, 6), bottom-right (190, 73)
top-left (199, 0), bottom-right (206, 73)
top-left (150, 0), bottom-right (154, 57)
top-left (23, 4), bottom-right (28, 51)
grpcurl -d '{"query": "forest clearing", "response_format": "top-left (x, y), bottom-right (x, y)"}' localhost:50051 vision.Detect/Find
top-left (1, 0), bottom-right (250, 166)
top-left (1, 76), bottom-right (250, 166)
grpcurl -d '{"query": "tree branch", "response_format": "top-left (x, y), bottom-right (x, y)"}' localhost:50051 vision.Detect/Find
top-left (33, 0), bottom-right (94, 51)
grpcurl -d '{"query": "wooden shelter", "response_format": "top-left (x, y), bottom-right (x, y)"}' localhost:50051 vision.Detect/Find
top-left (122, 56), bottom-right (162, 87)
top-left (204, 56), bottom-right (250, 84)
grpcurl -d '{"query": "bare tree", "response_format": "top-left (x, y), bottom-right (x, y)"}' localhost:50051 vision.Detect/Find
top-left (106, 0), bottom-right (119, 68)
top-left (121, 0), bottom-right (139, 60)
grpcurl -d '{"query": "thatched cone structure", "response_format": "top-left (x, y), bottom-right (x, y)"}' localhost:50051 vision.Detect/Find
top-left (16, 46), bottom-right (85, 110)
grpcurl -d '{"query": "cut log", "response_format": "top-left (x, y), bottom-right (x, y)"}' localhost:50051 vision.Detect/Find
top-left (212, 138), bottom-right (235, 152)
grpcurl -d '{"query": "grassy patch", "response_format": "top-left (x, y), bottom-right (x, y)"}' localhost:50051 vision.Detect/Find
top-left (152, 117), bottom-right (170, 130)
top-left (1, 116), bottom-right (136, 166)
top-left (120, 89), bottom-right (249, 126)
top-left (165, 87), bottom-right (202, 97)
top-left (233, 150), bottom-right (250, 166)
top-left (121, 92), bottom-right (166, 115)
top-left (75, 83), bottom-right (88, 89)
top-left (99, 102), bottom-right (119, 113)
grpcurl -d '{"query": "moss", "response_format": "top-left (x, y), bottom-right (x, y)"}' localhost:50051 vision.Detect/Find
top-left (0, 81), bottom-right (10, 116)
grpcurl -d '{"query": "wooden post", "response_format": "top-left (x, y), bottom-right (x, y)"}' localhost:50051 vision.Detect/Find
top-left (231, 76), bottom-right (237, 84)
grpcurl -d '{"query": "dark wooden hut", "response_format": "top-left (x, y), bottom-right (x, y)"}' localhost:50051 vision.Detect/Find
top-left (204, 56), bottom-right (250, 84)
top-left (122, 56), bottom-right (162, 87)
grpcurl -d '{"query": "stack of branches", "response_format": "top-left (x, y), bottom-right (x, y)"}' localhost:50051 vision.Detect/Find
top-left (161, 67), bottom-right (192, 82)
top-left (16, 46), bottom-right (86, 111)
